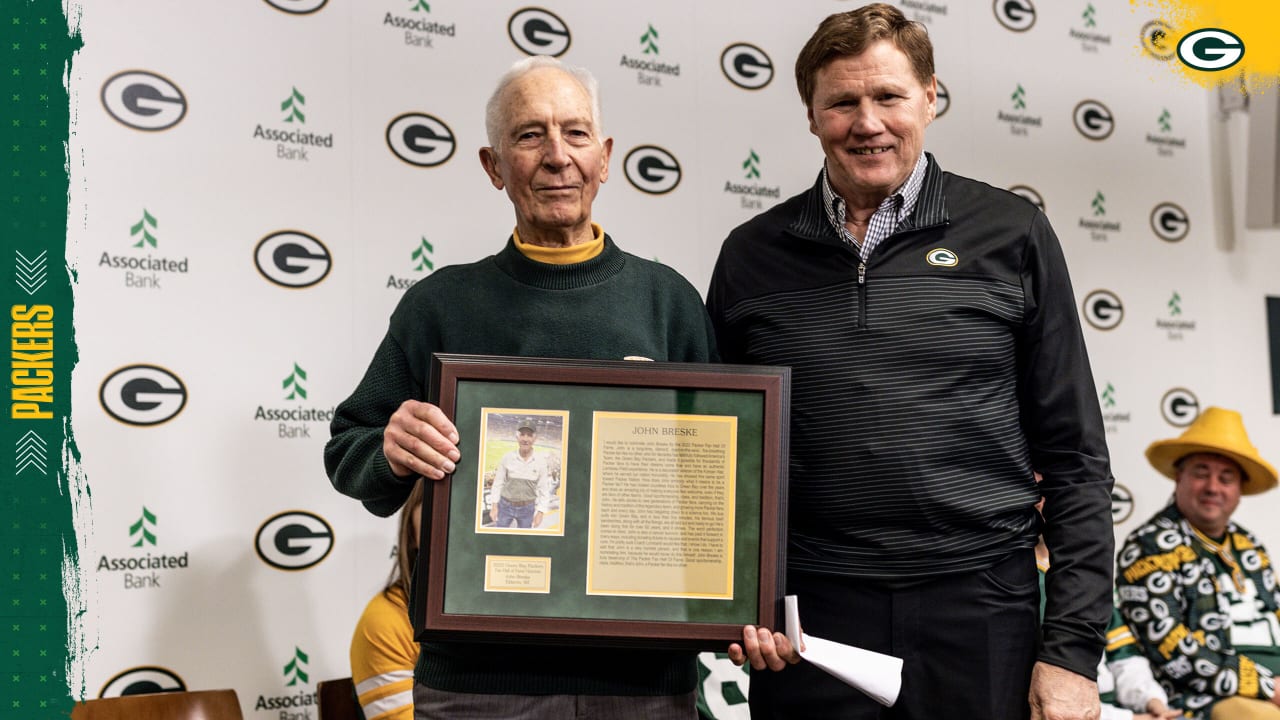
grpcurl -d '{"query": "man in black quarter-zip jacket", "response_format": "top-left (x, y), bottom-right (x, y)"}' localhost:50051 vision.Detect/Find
top-left (707, 5), bottom-right (1113, 720)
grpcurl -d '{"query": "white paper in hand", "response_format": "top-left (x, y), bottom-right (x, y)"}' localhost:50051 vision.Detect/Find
top-left (784, 595), bottom-right (903, 707)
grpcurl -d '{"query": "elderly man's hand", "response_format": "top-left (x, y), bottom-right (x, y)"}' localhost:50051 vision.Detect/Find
top-left (383, 400), bottom-right (461, 480)
top-left (1029, 661), bottom-right (1100, 720)
top-left (728, 625), bottom-right (802, 672)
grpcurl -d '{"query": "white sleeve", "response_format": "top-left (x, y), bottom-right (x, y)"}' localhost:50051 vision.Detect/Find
top-left (1111, 654), bottom-right (1168, 711)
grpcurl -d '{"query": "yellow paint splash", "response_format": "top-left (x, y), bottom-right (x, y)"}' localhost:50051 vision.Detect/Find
top-left (1131, 0), bottom-right (1280, 91)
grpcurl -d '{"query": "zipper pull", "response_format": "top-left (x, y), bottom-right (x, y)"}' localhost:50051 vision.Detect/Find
top-left (857, 262), bottom-right (866, 285)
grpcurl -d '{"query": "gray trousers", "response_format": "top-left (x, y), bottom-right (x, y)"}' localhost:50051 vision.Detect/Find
top-left (413, 682), bottom-right (697, 720)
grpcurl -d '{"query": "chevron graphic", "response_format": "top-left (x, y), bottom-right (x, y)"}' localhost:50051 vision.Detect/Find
top-left (283, 647), bottom-right (310, 686)
top-left (131, 209), bottom-right (158, 248)
top-left (15, 430), bottom-right (48, 476)
top-left (742, 149), bottom-right (761, 180)
top-left (640, 24), bottom-right (659, 55)
top-left (412, 237), bottom-right (434, 272)
top-left (1010, 84), bottom-right (1026, 111)
top-left (1092, 191), bottom-right (1106, 217)
top-left (281, 87), bottom-right (306, 124)
top-left (15, 250), bottom-right (48, 296)
top-left (283, 363), bottom-right (308, 400)
top-left (130, 507), bottom-right (158, 547)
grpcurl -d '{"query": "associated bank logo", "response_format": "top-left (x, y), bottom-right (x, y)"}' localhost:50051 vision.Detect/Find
top-left (935, 79), bottom-right (950, 119)
top-left (1111, 483), bottom-right (1134, 524)
top-left (100, 365), bottom-right (188, 427)
top-left (622, 23), bottom-right (681, 85)
top-left (997, 84), bottom-right (1041, 137)
top-left (1161, 388), bottom-right (1199, 427)
top-left (1079, 190), bottom-right (1120, 240)
top-left (723, 150), bottom-right (780, 211)
top-left (1082, 289), bottom-right (1123, 331)
top-left (1146, 108), bottom-right (1186, 156)
top-left (252, 87), bottom-right (335, 162)
top-left (100, 70), bottom-right (187, 132)
top-left (994, 0), bottom-right (1035, 32)
top-left (1070, 3), bottom-right (1111, 50)
top-left (1073, 99), bottom-right (1114, 140)
top-left (1177, 29), bottom-right (1244, 72)
top-left (508, 7), bottom-right (571, 57)
top-left (386, 112), bottom-right (456, 167)
top-left (100, 667), bottom-right (186, 698)
top-left (925, 248), bottom-right (958, 267)
top-left (1099, 382), bottom-right (1130, 433)
top-left (1157, 289), bottom-right (1196, 339)
top-left (1150, 202), bottom-right (1189, 242)
top-left (254, 231), bottom-right (332, 289)
top-left (1140, 20), bottom-right (1175, 60)
top-left (720, 43), bottom-right (773, 90)
top-left (624, 145), bottom-right (681, 195)
top-left (256, 511), bottom-right (334, 570)
top-left (130, 507), bottom-right (157, 547)
top-left (382, 0), bottom-right (457, 48)
top-left (388, 237), bottom-right (434, 290)
top-left (255, 363), bottom-right (335, 438)
top-left (1008, 185), bottom-right (1044, 212)
top-left (263, 0), bottom-right (327, 14)
top-left (98, 208), bottom-right (190, 290)
top-left (254, 648), bottom-right (320, 713)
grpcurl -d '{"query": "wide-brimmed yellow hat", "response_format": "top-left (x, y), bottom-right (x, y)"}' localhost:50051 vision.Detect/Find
top-left (1145, 407), bottom-right (1277, 495)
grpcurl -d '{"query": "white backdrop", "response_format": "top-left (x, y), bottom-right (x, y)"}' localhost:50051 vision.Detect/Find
top-left (64, 0), bottom-right (1280, 716)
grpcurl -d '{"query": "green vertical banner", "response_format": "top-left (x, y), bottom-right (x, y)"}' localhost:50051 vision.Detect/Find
top-left (2, 1), bottom-right (83, 717)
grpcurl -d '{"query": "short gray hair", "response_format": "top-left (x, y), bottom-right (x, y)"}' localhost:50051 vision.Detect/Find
top-left (484, 56), bottom-right (603, 149)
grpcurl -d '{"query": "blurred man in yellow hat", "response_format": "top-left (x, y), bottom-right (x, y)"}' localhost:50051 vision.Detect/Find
top-left (1115, 407), bottom-right (1280, 720)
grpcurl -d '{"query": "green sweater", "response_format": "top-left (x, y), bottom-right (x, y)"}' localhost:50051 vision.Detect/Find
top-left (325, 235), bottom-right (717, 696)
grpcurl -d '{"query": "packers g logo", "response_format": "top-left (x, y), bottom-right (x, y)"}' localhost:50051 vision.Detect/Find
top-left (1073, 100), bottom-right (1114, 141)
top-left (1177, 29), bottom-right (1244, 72)
top-left (925, 248), bottom-right (958, 267)
top-left (993, 0), bottom-right (1035, 32)
top-left (254, 231), bottom-right (332, 289)
top-left (1160, 388), bottom-right (1200, 427)
top-left (100, 71), bottom-right (187, 132)
top-left (1150, 202), bottom-right (1189, 242)
top-left (1110, 483), bottom-right (1134, 524)
top-left (1008, 185), bottom-right (1045, 212)
top-left (386, 113), bottom-right (457, 168)
top-left (1141, 20), bottom-right (1176, 60)
top-left (935, 79), bottom-right (950, 119)
top-left (100, 365), bottom-right (188, 427)
top-left (261, 0), bottom-right (327, 14)
top-left (623, 145), bottom-right (681, 195)
top-left (720, 43), bottom-right (774, 90)
top-left (100, 666), bottom-right (186, 697)
top-left (508, 7), bottom-right (571, 57)
top-left (1082, 289), bottom-right (1123, 331)
top-left (255, 511), bottom-right (334, 571)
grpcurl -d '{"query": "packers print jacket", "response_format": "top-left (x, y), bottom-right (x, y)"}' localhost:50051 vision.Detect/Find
top-left (1116, 504), bottom-right (1280, 718)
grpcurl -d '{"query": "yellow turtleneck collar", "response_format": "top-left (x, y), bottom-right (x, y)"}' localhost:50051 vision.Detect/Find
top-left (512, 224), bottom-right (605, 265)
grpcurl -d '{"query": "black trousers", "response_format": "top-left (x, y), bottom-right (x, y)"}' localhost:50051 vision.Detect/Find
top-left (750, 548), bottom-right (1039, 720)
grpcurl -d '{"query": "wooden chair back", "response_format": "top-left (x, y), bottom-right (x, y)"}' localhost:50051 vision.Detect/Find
top-left (317, 677), bottom-right (362, 720)
top-left (70, 688), bottom-right (244, 720)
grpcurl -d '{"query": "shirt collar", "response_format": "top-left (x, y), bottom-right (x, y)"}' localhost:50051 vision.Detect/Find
top-left (820, 152), bottom-right (928, 231)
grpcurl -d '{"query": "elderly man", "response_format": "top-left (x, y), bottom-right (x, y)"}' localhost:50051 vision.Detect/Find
top-left (325, 56), bottom-right (716, 718)
top-left (1117, 407), bottom-right (1280, 720)
top-left (488, 420), bottom-right (554, 529)
top-left (706, 4), bottom-right (1113, 719)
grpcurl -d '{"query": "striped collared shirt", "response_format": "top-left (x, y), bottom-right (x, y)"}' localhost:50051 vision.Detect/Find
top-left (820, 152), bottom-right (928, 261)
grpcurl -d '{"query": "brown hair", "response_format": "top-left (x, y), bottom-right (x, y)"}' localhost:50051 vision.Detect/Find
top-left (386, 479), bottom-right (427, 600)
top-left (795, 3), bottom-right (934, 107)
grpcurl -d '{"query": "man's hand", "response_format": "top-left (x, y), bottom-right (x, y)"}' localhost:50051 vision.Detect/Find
top-left (383, 400), bottom-right (461, 480)
top-left (533, 511), bottom-right (544, 528)
top-left (728, 625), bottom-right (802, 672)
top-left (1029, 662), bottom-right (1100, 720)
top-left (1144, 698), bottom-right (1181, 719)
